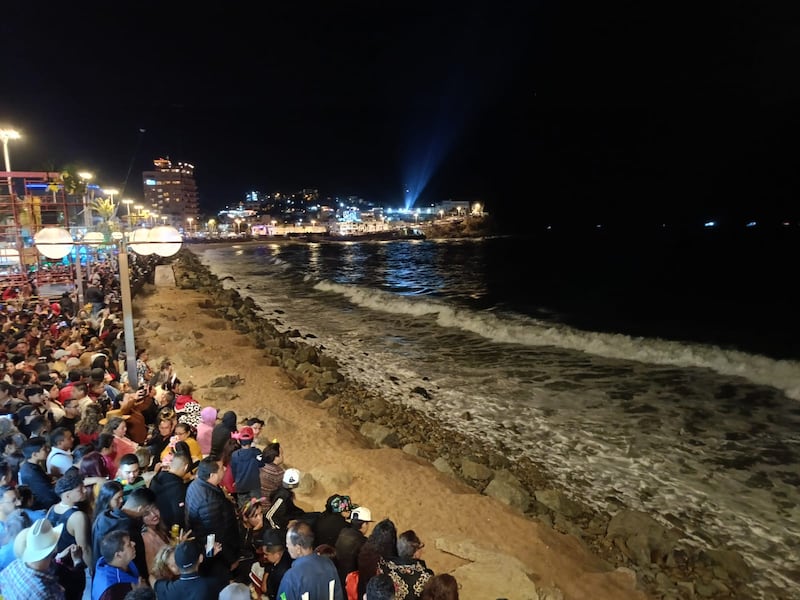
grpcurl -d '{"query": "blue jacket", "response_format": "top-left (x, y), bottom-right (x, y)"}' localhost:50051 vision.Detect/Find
top-left (91, 557), bottom-right (139, 600)
top-left (229, 446), bottom-right (263, 495)
top-left (277, 553), bottom-right (343, 600)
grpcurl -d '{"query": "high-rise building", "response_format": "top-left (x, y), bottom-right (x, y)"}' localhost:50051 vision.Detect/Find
top-left (141, 158), bottom-right (199, 230)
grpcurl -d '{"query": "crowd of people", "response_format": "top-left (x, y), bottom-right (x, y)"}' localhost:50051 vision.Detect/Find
top-left (0, 263), bottom-right (462, 599)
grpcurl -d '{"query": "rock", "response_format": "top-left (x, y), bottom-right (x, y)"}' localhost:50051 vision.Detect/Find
top-left (359, 422), bottom-right (400, 448)
top-left (484, 478), bottom-right (531, 512)
top-left (535, 489), bottom-right (587, 518)
top-left (432, 457), bottom-right (455, 476)
top-left (461, 458), bottom-right (493, 481)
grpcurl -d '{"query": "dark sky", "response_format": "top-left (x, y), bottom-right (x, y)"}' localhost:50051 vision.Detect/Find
top-left (2, 2), bottom-right (798, 228)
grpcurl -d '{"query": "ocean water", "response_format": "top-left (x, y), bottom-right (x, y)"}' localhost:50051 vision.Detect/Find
top-left (192, 228), bottom-right (800, 599)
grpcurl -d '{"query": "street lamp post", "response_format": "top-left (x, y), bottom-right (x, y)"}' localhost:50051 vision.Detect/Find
top-left (122, 199), bottom-right (133, 228)
top-left (78, 172), bottom-right (94, 229)
top-left (34, 225), bottom-right (182, 387)
top-left (0, 128), bottom-right (21, 197)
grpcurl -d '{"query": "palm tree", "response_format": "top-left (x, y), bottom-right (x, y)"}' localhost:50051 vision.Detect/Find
top-left (90, 197), bottom-right (119, 240)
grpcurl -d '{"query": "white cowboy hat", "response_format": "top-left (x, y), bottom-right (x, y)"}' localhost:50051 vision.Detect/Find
top-left (20, 518), bottom-right (63, 563)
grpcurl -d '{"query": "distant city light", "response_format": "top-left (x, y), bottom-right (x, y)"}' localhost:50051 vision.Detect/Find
top-left (746, 221), bottom-right (757, 228)
top-left (704, 221), bottom-right (717, 228)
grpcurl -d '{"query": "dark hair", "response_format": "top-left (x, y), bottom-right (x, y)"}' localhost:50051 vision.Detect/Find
top-left (197, 457), bottom-right (221, 482)
top-left (397, 530), bottom-right (423, 559)
top-left (368, 518), bottom-right (397, 560)
top-left (262, 442), bottom-right (281, 464)
top-left (126, 486), bottom-right (156, 509)
top-left (314, 543), bottom-right (336, 560)
top-left (49, 427), bottom-right (70, 448)
top-left (94, 480), bottom-right (124, 521)
top-left (119, 453), bottom-right (139, 468)
top-left (72, 444), bottom-right (95, 464)
top-left (287, 521), bottom-right (315, 550)
top-left (123, 588), bottom-right (156, 600)
top-left (100, 529), bottom-right (131, 563)
top-left (244, 417), bottom-right (265, 427)
top-left (96, 432), bottom-right (114, 451)
top-left (21, 436), bottom-right (48, 459)
top-left (357, 542), bottom-right (384, 599)
top-left (421, 574), bottom-right (459, 600)
top-left (79, 451), bottom-right (110, 479)
top-left (366, 574), bottom-right (396, 600)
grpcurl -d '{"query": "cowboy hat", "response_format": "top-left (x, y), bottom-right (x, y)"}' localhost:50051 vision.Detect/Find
top-left (20, 519), bottom-right (63, 562)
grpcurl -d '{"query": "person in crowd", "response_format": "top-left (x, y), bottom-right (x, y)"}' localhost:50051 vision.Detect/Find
top-left (420, 574), bottom-right (459, 600)
top-left (46, 426), bottom-right (75, 477)
top-left (259, 441), bottom-right (285, 507)
top-left (219, 582), bottom-right (251, 600)
top-left (148, 543), bottom-right (179, 586)
top-left (210, 410), bottom-right (238, 459)
top-left (0, 517), bottom-right (74, 599)
top-left (243, 417), bottom-right (265, 441)
top-left (336, 506), bottom-right (373, 589)
top-left (314, 494), bottom-right (355, 548)
top-left (173, 382), bottom-right (201, 429)
top-left (153, 540), bottom-right (227, 600)
top-left (136, 487), bottom-right (172, 575)
top-left (185, 457), bottom-right (240, 572)
top-left (91, 530), bottom-right (141, 600)
top-left (91, 486), bottom-right (152, 580)
top-left (160, 421), bottom-right (202, 465)
top-left (54, 397), bottom-right (82, 434)
top-left (145, 414), bottom-right (175, 463)
top-left (46, 470), bottom-right (93, 599)
top-left (0, 508), bottom-right (31, 569)
top-left (96, 432), bottom-right (118, 478)
top-left (77, 450), bottom-right (110, 505)
top-left (75, 403), bottom-right (104, 447)
top-left (230, 426), bottom-right (263, 506)
top-left (0, 484), bottom-right (22, 529)
top-left (152, 358), bottom-right (180, 394)
top-left (110, 394), bottom-right (148, 446)
top-left (258, 527), bottom-right (293, 600)
top-left (278, 520), bottom-right (343, 600)
top-left (116, 453), bottom-right (147, 498)
top-left (122, 588), bottom-right (155, 600)
top-left (196, 406), bottom-right (217, 457)
top-left (265, 468), bottom-right (305, 534)
top-left (17, 484), bottom-right (47, 521)
top-left (147, 453), bottom-right (190, 531)
top-left (135, 349), bottom-right (152, 386)
top-left (350, 520), bottom-right (397, 600)
top-left (233, 496), bottom-right (266, 584)
top-left (366, 574), bottom-right (397, 600)
top-left (18, 436), bottom-right (59, 510)
top-left (16, 385), bottom-right (55, 437)
top-left (102, 416), bottom-right (138, 468)
top-left (1, 435), bottom-right (25, 481)
top-left (93, 480), bottom-right (124, 524)
top-left (378, 530), bottom-right (433, 600)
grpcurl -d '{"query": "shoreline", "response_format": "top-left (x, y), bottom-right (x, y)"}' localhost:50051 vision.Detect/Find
top-left (137, 251), bottom-right (759, 599)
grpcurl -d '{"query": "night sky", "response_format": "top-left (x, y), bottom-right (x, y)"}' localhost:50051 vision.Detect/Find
top-left (2, 2), bottom-right (798, 230)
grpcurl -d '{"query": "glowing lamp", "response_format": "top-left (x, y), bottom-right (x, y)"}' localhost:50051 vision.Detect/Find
top-left (127, 228), bottom-right (152, 255)
top-left (147, 226), bottom-right (183, 257)
top-left (83, 232), bottom-right (105, 247)
top-left (34, 227), bottom-right (74, 259)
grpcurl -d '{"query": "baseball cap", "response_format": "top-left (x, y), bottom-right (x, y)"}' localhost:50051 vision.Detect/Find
top-left (174, 540), bottom-right (202, 569)
top-left (237, 426), bottom-right (254, 441)
top-left (261, 528), bottom-right (285, 550)
top-left (350, 507), bottom-right (372, 522)
top-left (282, 468), bottom-right (300, 488)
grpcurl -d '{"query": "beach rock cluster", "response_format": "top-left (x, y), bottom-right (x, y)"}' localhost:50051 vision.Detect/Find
top-left (166, 250), bottom-right (758, 600)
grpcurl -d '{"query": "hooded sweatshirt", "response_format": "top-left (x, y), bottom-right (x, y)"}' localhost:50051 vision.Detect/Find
top-left (210, 410), bottom-right (238, 459)
top-left (196, 406), bottom-right (217, 456)
top-left (91, 557), bottom-right (140, 600)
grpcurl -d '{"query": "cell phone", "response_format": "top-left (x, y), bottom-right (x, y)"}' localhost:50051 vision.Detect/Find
top-left (206, 533), bottom-right (215, 557)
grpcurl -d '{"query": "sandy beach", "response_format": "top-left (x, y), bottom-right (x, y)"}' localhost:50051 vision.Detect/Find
top-left (133, 256), bottom-right (648, 600)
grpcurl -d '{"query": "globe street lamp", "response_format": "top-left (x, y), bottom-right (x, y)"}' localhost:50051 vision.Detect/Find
top-left (33, 225), bottom-right (183, 387)
top-left (0, 128), bottom-right (21, 197)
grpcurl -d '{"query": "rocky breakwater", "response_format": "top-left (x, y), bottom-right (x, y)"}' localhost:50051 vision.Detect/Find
top-left (170, 250), bottom-right (759, 600)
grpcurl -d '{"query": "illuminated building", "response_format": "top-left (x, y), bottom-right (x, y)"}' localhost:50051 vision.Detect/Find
top-left (141, 158), bottom-right (199, 229)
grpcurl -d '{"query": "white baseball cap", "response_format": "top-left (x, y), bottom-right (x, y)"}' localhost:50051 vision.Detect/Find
top-left (350, 507), bottom-right (372, 522)
top-left (283, 468), bottom-right (300, 488)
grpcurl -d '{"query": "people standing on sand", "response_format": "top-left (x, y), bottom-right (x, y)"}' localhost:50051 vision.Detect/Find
top-left (314, 493), bottom-right (355, 548)
top-left (258, 441), bottom-right (285, 508)
top-left (336, 506), bottom-right (372, 591)
top-left (420, 573), bottom-right (459, 600)
top-left (277, 520), bottom-right (343, 600)
top-left (242, 417), bottom-right (265, 443)
top-left (378, 530), bottom-right (433, 600)
top-left (257, 528), bottom-right (293, 600)
top-left (366, 574), bottom-right (397, 600)
top-left (265, 468), bottom-right (305, 533)
top-left (148, 453), bottom-right (190, 531)
top-left (210, 410), bottom-right (238, 459)
top-left (229, 426), bottom-right (263, 506)
top-left (196, 406), bottom-right (217, 456)
top-left (173, 382), bottom-right (201, 429)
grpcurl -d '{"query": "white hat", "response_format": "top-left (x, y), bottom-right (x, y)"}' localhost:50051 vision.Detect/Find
top-left (350, 507), bottom-right (372, 522)
top-left (282, 468), bottom-right (300, 488)
top-left (21, 519), bottom-right (63, 562)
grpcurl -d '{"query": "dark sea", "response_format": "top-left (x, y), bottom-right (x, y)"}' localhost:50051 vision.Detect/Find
top-left (192, 226), bottom-right (800, 599)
